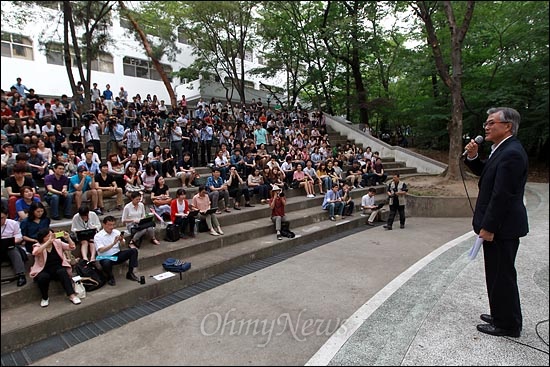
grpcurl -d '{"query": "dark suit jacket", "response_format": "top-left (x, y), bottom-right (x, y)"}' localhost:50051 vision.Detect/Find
top-left (464, 136), bottom-right (529, 239)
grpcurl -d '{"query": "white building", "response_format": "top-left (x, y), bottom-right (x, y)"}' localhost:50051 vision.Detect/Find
top-left (1, 1), bottom-right (284, 107)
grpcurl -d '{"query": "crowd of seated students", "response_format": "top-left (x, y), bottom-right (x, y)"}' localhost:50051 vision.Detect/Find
top-left (2, 78), bottom-right (399, 298)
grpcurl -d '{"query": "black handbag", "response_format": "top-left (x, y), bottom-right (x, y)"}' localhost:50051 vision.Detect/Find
top-left (165, 224), bottom-right (181, 242)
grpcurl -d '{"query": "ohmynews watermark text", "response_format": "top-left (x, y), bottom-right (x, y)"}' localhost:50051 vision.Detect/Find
top-left (200, 308), bottom-right (347, 347)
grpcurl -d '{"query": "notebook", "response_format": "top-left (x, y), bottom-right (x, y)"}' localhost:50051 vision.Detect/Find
top-left (75, 228), bottom-right (97, 242)
top-left (2, 237), bottom-right (16, 250)
top-left (138, 215), bottom-right (155, 226)
top-left (187, 210), bottom-right (200, 218)
top-left (202, 208), bottom-right (218, 215)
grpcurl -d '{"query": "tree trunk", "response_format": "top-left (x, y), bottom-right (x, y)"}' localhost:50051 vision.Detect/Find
top-left (119, 1), bottom-right (177, 109)
top-left (413, 1), bottom-right (475, 181)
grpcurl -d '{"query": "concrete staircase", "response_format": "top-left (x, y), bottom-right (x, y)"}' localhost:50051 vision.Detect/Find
top-left (0, 126), bottom-right (420, 354)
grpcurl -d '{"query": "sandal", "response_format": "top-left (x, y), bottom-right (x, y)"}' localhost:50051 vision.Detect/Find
top-left (152, 238), bottom-right (160, 246)
top-left (128, 240), bottom-right (138, 249)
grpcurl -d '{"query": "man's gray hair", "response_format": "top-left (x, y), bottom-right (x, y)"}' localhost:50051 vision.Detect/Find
top-left (487, 107), bottom-right (520, 136)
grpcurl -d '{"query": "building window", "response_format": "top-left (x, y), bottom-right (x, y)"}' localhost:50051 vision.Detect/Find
top-left (123, 56), bottom-right (172, 81)
top-left (256, 55), bottom-right (264, 65)
top-left (177, 26), bottom-right (190, 44)
top-left (1, 32), bottom-right (33, 60)
top-left (40, 1), bottom-right (61, 10)
top-left (91, 53), bottom-right (114, 73)
top-left (244, 80), bottom-right (255, 89)
top-left (45, 42), bottom-right (75, 66)
top-left (45, 42), bottom-right (113, 73)
top-left (244, 50), bottom-right (253, 62)
top-left (120, 15), bottom-right (132, 29)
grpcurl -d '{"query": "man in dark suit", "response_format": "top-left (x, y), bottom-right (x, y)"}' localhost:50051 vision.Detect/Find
top-left (464, 107), bottom-right (528, 338)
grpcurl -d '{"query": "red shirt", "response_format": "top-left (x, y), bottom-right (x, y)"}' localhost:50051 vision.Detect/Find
top-left (271, 197), bottom-right (285, 217)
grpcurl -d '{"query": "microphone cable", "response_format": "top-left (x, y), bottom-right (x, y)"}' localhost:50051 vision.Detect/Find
top-left (458, 153), bottom-right (476, 215)
top-left (502, 319), bottom-right (549, 355)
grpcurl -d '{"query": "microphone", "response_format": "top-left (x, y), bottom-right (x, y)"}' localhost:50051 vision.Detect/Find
top-left (462, 135), bottom-right (484, 157)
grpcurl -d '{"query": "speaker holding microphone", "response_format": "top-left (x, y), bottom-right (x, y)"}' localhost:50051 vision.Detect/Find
top-left (462, 135), bottom-right (484, 157)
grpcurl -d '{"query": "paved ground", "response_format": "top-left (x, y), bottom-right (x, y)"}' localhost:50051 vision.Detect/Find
top-left (31, 183), bottom-right (549, 366)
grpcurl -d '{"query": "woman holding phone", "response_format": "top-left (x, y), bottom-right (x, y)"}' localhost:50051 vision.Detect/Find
top-left (30, 228), bottom-right (82, 307)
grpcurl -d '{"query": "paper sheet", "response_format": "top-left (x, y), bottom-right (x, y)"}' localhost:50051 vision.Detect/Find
top-left (468, 236), bottom-right (484, 260)
top-left (152, 272), bottom-right (176, 281)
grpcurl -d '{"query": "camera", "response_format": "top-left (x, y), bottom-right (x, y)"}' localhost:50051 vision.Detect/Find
top-left (278, 191), bottom-right (285, 197)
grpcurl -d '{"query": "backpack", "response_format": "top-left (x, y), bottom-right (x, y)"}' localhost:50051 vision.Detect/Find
top-left (162, 258), bottom-right (191, 273)
top-left (280, 221), bottom-right (296, 238)
top-left (75, 260), bottom-right (106, 291)
top-left (165, 223), bottom-right (181, 242)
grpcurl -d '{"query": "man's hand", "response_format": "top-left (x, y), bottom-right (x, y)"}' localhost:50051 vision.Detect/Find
top-left (479, 228), bottom-right (495, 242)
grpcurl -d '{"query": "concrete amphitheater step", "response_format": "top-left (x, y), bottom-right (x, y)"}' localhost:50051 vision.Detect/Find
top-left (1, 190), bottom-right (390, 309)
top-left (0, 206), bottom-right (390, 354)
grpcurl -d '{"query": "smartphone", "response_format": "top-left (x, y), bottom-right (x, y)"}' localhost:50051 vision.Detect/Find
top-left (55, 231), bottom-right (64, 238)
top-left (120, 231), bottom-right (125, 237)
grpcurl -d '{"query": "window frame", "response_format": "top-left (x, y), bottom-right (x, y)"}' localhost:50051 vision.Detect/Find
top-left (1, 32), bottom-right (34, 60)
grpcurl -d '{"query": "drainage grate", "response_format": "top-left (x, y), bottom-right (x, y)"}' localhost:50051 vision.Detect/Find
top-left (1, 224), bottom-right (373, 366)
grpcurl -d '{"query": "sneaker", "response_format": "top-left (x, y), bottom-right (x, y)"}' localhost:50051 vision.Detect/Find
top-left (277, 234), bottom-right (283, 240)
top-left (306, 194), bottom-right (315, 198)
top-left (330, 216), bottom-right (336, 221)
top-left (210, 230), bottom-right (220, 236)
top-left (70, 296), bottom-right (82, 305)
top-left (383, 225), bottom-right (392, 230)
top-left (216, 227), bottom-right (224, 235)
top-left (40, 298), bottom-right (49, 307)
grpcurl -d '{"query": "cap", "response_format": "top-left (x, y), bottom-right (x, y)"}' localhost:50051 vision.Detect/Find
top-left (77, 166), bottom-right (88, 172)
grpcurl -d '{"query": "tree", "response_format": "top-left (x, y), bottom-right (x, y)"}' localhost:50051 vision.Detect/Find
top-left (321, 0), bottom-right (373, 126)
top-left (117, 1), bottom-right (177, 108)
top-left (173, 1), bottom-right (259, 106)
top-left (412, 1), bottom-right (475, 180)
top-left (2, 1), bottom-right (117, 114)
top-left (255, 1), bottom-right (337, 113)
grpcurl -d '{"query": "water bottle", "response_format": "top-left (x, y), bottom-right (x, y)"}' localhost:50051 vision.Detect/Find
top-left (194, 219), bottom-right (199, 235)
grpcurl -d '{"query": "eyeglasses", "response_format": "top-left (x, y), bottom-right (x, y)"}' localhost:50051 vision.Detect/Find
top-left (483, 120), bottom-right (509, 129)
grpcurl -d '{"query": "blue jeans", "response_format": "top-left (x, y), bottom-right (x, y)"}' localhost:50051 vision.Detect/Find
top-left (45, 193), bottom-right (74, 218)
top-left (325, 202), bottom-right (344, 217)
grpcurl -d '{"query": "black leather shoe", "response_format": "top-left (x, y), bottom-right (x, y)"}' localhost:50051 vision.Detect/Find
top-left (126, 272), bottom-right (139, 282)
top-left (476, 324), bottom-right (520, 338)
top-left (383, 225), bottom-right (392, 230)
top-left (480, 314), bottom-right (493, 324)
top-left (400, 224), bottom-right (405, 229)
top-left (17, 275), bottom-right (27, 287)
